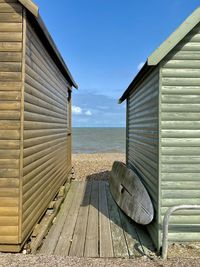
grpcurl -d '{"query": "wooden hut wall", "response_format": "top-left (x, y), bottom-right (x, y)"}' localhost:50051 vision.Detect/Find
top-left (22, 17), bottom-right (71, 242)
top-left (127, 68), bottom-right (160, 248)
top-left (0, 0), bottom-right (23, 246)
top-left (160, 22), bottom-right (200, 244)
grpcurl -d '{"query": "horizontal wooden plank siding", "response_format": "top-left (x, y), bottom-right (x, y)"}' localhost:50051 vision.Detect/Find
top-left (160, 22), bottom-right (200, 244)
top-left (0, 0), bottom-right (22, 245)
top-left (127, 68), bottom-right (159, 247)
top-left (22, 19), bottom-right (71, 242)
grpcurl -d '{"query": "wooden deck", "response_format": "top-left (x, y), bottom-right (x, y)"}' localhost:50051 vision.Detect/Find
top-left (39, 181), bottom-right (155, 258)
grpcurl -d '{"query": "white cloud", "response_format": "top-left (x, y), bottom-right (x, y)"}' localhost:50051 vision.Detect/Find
top-left (137, 62), bottom-right (145, 71)
top-left (85, 110), bottom-right (92, 116)
top-left (72, 106), bottom-right (92, 116)
top-left (72, 92), bottom-right (126, 127)
top-left (72, 105), bottom-right (82, 115)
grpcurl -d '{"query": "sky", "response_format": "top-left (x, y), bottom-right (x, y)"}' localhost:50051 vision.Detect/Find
top-left (34, 0), bottom-right (200, 127)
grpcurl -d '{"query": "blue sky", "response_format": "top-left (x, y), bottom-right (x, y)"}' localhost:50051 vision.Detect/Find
top-left (34, 0), bottom-right (200, 127)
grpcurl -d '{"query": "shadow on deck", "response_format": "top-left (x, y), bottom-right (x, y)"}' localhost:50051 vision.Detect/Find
top-left (39, 173), bottom-right (156, 258)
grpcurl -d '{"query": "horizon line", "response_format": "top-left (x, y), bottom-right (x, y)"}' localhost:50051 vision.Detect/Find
top-left (72, 126), bottom-right (125, 128)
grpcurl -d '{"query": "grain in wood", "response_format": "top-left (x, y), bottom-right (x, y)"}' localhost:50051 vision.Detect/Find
top-left (40, 182), bottom-right (78, 254)
top-left (84, 181), bottom-right (99, 258)
top-left (119, 209), bottom-right (143, 258)
top-left (69, 181), bottom-right (92, 257)
top-left (99, 182), bottom-right (113, 258)
top-left (54, 182), bottom-right (85, 256)
top-left (106, 184), bottom-right (129, 258)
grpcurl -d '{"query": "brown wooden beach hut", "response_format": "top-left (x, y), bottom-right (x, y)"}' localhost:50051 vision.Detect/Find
top-left (0, 0), bottom-right (77, 252)
top-left (119, 7), bottom-right (200, 251)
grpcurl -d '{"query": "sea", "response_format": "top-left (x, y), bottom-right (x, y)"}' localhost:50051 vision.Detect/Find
top-left (72, 127), bottom-right (126, 154)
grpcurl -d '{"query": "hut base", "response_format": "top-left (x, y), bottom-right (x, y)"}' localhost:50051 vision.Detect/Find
top-left (0, 244), bottom-right (22, 253)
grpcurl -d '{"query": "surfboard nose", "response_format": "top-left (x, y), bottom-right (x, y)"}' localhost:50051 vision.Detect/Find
top-left (109, 161), bottom-right (154, 225)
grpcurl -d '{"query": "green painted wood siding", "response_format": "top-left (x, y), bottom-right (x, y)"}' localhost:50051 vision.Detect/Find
top-left (127, 68), bottom-right (159, 247)
top-left (160, 22), bottom-right (200, 243)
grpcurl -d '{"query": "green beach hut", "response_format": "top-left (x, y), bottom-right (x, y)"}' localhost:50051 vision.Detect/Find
top-left (119, 7), bottom-right (200, 250)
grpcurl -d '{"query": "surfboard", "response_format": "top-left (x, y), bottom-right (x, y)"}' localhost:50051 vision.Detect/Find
top-left (109, 161), bottom-right (154, 225)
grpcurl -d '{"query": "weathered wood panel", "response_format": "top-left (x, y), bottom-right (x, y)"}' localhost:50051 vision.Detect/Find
top-left (22, 19), bottom-right (71, 242)
top-left (106, 184), bottom-right (129, 258)
top-left (40, 182), bottom-right (78, 255)
top-left (84, 181), bottom-right (99, 257)
top-left (54, 182), bottom-right (85, 256)
top-left (99, 182), bottom-right (113, 257)
top-left (127, 68), bottom-right (159, 248)
top-left (0, 0), bottom-right (22, 245)
top-left (69, 182), bottom-right (92, 257)
top-left (39, 181), bottom-right (155, 258)
top-left (160, 22), bottom-right (200, 244)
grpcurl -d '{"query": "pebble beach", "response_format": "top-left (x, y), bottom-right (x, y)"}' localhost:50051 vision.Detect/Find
top-left (72, 153), bottom-right (125, 181)
top-left (1, 254), bottom-right (200, 267)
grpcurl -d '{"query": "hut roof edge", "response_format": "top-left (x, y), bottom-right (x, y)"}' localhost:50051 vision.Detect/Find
top-left (119, 6), bottom-right (200, 103)
top-left (18, 0), bottom-right (78, 89)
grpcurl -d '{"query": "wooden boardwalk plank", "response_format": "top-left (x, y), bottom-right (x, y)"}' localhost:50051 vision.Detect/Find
top-left (99, 182), bottom-right (114, 258)
top-left (119, 209), bottom-right (143, 258)
top-left (106, 183), bottom-right (129, 258)
top-left (39, 182), bottom-right (78, 255)
top-left (69, 181), bottom-right (92, 257)
top-left (54, 182), bottom-right (85, 256)
top-left (39, 181), bottom-right (154, 259)
top-left (84, 181), bottom-right (99, 258)
top-left (135, 224), bottom-right (155, 257)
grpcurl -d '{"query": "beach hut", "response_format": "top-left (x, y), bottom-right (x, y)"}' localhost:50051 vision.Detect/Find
top-left (0, 0), bottom-right (77, 252)
top-left (119, 7), bottom-right (200, 250)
